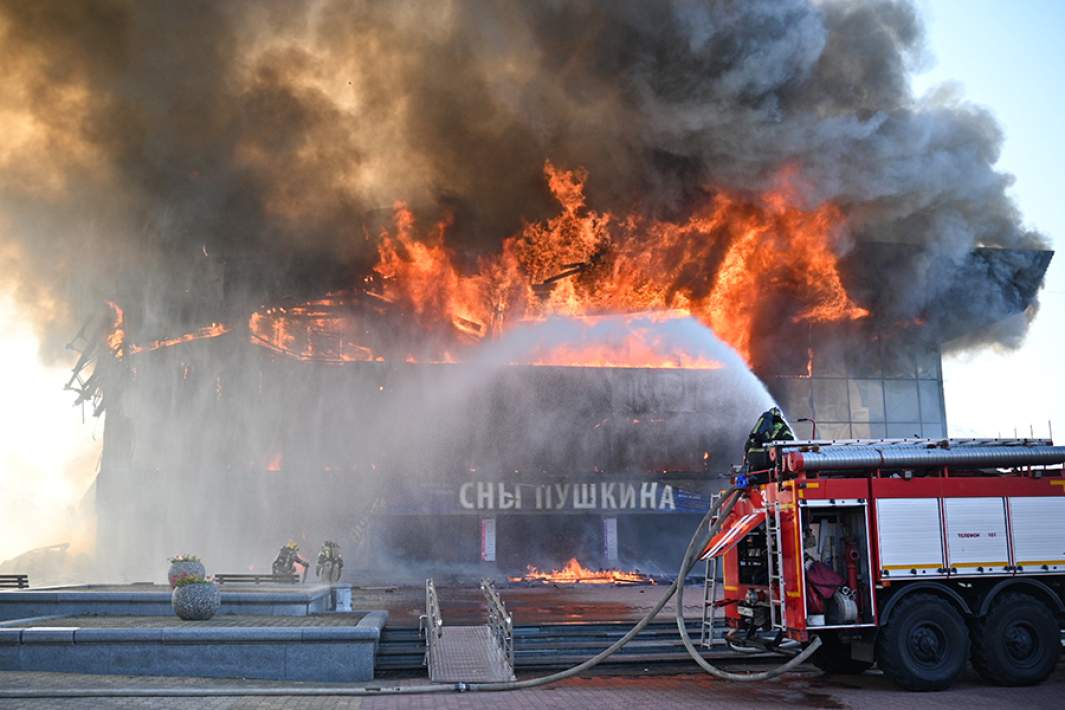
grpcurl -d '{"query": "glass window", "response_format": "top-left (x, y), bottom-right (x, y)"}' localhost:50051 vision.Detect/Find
top-left (846, 340), bottom-right (882, 378)
top-left (918, 380), bottom-right (943, 423)
top-left (916, 346), bottom-right (941, 379)
top-left (760, 344), bottom-right (814, 377)
top-left (792, 418), bottom-right (816, 440)
top-left (772, 378), bottom-right (813, 420)
top-left (849, 379), bottom-right (885, 422)
top-left (817, 422), bottom-right (852, 440)
top-left (851, 422), bottom-right (886, 439)
top-left (882, 342), bottom-right (916, 378)
top-left (884, 380), bottom-right (920, 422)
top-left (922, 421), bottom-right (946, 438)
top-left (812, 378), bottom-right (850, 422)
top-left (812, 341), bottom-right (848, 377)
top-left (887, 422), bottom-right (922, 439)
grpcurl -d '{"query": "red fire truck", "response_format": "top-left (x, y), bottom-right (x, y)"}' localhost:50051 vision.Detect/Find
top-left (699, 437), bottom-right (1065, 690)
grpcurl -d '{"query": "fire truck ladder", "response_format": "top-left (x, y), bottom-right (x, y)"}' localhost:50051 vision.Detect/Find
top-left (764, 502), bottom-right (787, 631)
top-left (700, 492), bottom-right (727, 647)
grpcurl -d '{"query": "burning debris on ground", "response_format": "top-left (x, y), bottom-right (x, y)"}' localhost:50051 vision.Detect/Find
top-left (506, 558), bottom-right (659, 587)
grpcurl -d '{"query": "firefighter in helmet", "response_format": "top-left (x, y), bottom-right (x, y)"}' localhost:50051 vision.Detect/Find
top-left (273, 541), bottom-right (309, 581)
top-left (316, 541), bottom-right (344, 583)
top-left (744, 406), bottom-right (794, 472)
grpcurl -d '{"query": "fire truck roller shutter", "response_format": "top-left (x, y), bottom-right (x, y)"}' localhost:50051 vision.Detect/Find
top-left (876, 498), bottom-right (946, 577)
top-left (943, 498), bottom-right (1011, 574)
top-left (698, 510), bottom-right (766, 560)
top-left (1007, 497), bottom-right (1065, 573)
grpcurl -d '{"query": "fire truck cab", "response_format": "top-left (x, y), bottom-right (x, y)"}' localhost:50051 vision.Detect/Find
top-left (700, 437), bottom-right (1065, 691)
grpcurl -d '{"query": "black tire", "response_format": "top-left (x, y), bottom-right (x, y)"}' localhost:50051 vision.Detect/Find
top-left (970, 592), bottom-right (1061, 686)
top-left (811, 632), bottom-right (874, 675)
top-left (875, 592), bottom-right (970, 691)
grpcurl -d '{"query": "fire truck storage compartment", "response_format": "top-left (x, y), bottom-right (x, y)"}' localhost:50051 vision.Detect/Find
top-left (802, 500), bottom-right (875, 626)
top-left (1008, 496), bottom-right (1065, 574)
top-left (735, 520), bottom-right (768, 586)
top-left (876, 497), bottom-right (944, 578)
top-left (943, 497), bottom-right (1010, 575)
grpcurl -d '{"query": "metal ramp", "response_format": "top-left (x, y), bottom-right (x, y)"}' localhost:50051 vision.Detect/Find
top-left (423, 578), bottom-right (516, 683)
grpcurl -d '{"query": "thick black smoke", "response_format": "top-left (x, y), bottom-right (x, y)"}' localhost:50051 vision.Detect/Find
top-left (0, 0), bottom-right (1048, 357)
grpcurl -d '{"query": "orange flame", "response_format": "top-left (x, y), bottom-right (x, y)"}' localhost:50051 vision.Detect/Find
top-left (104, 162), bottom-right (868, 370)
top-left (128, 323), bottom-right (232, 355)
top-left (508, 557), bottom-right (654, 585)
top-left (373, 162), bottom-right (868, 365)
top-left (104, 300), bottom-right (126, 357)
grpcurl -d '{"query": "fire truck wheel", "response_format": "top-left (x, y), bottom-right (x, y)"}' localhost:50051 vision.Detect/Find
top-left (810, 633), bottom-right (873, 675)
top-left (875, 593), bottom-right (969, 691)
top-left (970, 592), bottom-right (1060, 686)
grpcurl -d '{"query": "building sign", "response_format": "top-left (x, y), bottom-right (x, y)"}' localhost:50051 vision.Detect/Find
top-left (458, 481), bottom-right (696, 513)
top-left (379, 478), bottom-right (717, 516)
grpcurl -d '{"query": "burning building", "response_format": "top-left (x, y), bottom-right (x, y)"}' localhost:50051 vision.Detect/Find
top-left (0, 2), bottom-right (1053, 579)
top-left (69, 170), bottom-right (1051, 578)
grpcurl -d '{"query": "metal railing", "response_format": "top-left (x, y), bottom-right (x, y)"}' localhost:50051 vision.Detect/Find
top-left (422, 578), bottom-right (443, 667)
top-left (480, 578), bottom-right (515, 670)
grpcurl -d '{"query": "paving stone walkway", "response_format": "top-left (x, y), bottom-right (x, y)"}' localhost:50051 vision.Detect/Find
top-left (0, 664), bottom-right (1062, 709)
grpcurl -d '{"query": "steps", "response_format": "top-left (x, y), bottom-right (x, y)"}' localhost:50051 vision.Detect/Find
top-left (514, 620), bottom-right (706, 667)
top-left (376, 627), bottom-right (425, 671)
top-left (376, 619), bottom-right (711, 671)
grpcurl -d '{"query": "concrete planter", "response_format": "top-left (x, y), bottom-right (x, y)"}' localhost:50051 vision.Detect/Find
top-left (172, 582), bottom-right (221, 621)
top-left (168, 560), bottom-right (206, 589)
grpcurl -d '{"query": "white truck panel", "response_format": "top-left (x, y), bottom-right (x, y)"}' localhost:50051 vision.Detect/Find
top-left (1009, 496), bottom-right (1065, 574)
top-left (942, 497), bottom-right (1009, 574)
top-left (876, 497), bottom-right (944, 577)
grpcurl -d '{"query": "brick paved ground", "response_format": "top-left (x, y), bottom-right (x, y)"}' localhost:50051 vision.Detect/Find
top-left (0, 662), bottom-right (1062, 710)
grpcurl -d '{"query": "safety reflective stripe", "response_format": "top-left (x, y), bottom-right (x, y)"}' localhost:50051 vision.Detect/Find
top-left (699, 510), bottom-right (766, 560)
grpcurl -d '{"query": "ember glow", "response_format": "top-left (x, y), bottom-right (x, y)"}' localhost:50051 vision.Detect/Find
top-left (248, 301), bottom-right (381, 363)
top-left (104, 301), bottom-right (126, 357)
top-left (128, 323), bottom-right (232, 355)
top-left (508, 557), bottom-right (655, 586)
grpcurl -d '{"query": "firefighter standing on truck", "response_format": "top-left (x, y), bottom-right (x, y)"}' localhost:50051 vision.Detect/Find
top-left (744, 406), bottom-right (794, 472)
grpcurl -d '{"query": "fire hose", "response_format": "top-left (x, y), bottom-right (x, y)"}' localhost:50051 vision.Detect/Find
top-left (0, 485), bottom-right (821, 699)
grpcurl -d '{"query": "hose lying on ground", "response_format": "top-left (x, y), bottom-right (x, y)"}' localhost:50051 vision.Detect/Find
top-left (0, 485), bottom-right (820, 698)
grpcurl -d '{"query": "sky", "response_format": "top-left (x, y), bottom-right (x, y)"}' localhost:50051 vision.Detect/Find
top-left (914, 0), bottom-right (1065, 438)
top-left (0, 1), bottom-right (1063, 562)
top-left (0, 293), bottom-right (101, 561)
